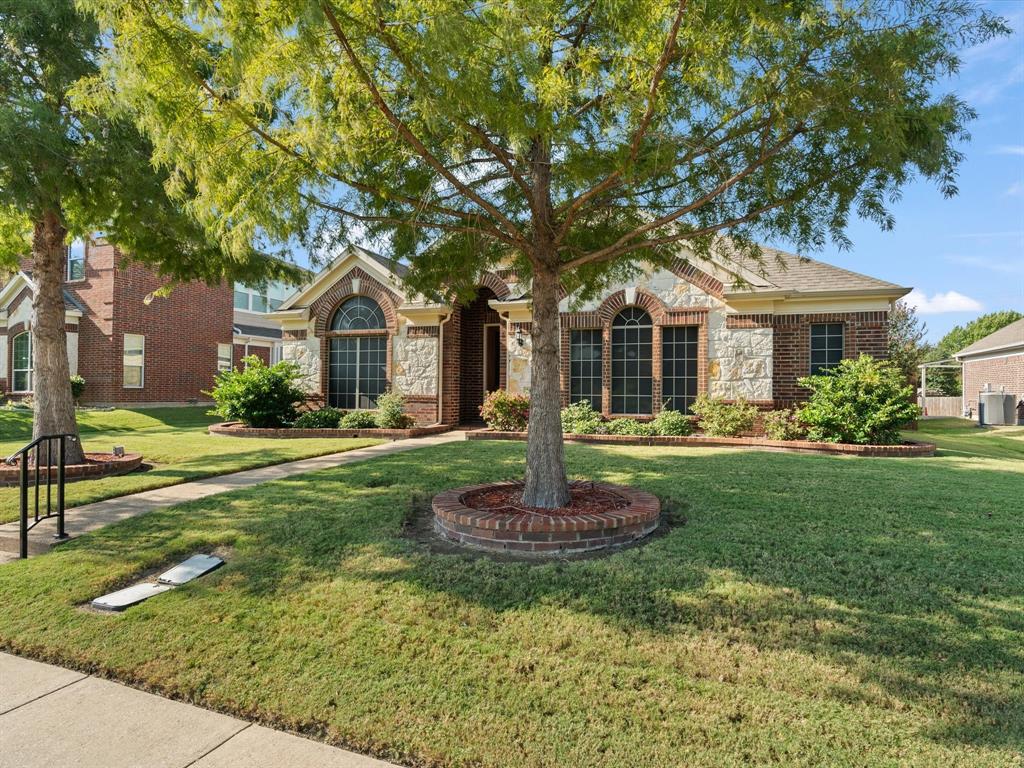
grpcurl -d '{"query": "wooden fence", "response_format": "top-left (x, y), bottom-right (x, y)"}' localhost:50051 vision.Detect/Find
top-left (921, 396), bottom-right (962, 418)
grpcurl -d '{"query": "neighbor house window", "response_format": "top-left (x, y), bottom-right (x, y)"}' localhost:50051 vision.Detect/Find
top-left (123, 333), bottom-right (145, 388)
top-left (569, 329), bottom-right (602, 411)
top-left (611, 307), bottom-right (652, 414)
top-left (66, 239), bottom-right (85, 281)
top-left (328, 296), bottom-right (387, 409)
top-left (217, 343), bottom-right (233, 372)
top-left (233, 289), bottom-right (250, 310)
top-left (810, 323), bottom-right (844, 375)
top-left (250, 293), bottom-right (268, 313)
top-left (12, 332), bottom-right (32, 392)
top-left (662, 326), bottom-right (698, 412)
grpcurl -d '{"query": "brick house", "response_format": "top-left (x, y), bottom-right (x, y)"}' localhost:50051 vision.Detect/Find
top-left (272, 244), bottom-right (911, 425)
top-left (954, 318), bottom-right (1024, 416)
top-left (0, 238), bottom-right (289, 405)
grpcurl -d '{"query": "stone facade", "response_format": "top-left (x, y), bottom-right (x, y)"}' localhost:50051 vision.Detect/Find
top-left (274, 251), bottom-right (899, 426)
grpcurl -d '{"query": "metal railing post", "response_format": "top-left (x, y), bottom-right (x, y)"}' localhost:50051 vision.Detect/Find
top-left (56, 436), bottom-right (67, 540)
top-left (19, 456), bottom-right (28, 559)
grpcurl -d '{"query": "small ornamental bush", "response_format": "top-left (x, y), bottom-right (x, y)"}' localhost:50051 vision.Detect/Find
top-left (690, 394), bottom-right (759, 437)
top-left (797, 354), bottom-right (921, 444)
top-left (206, 356), bottom-right (305, 428)
top-left (375, 390), bottom-right (414, 428)
top-left (70, 374), bottom-right (85, 401)
top-left (479, 389), bottom-right (530, 431)
top-left (292, 407), bottom-right (344, 429)
top-left (652, 409), bottom-right (693, 436)
top-left (762, 408), bottom-right (807, 441)
top-left (339, 410), bottom-right (379, 429)
top-left (606, 418), bottom-right (657, 436)
top-left (560, 400), bottom-right (604, 434)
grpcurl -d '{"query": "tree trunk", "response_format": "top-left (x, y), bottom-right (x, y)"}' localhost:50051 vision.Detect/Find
top-left (521, 263), bottom-right (570, 508)
top-left (30, 210), bottom-right (85, 464)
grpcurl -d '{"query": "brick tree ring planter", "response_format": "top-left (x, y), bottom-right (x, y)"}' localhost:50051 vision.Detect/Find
top-left (433, 480), bottom-right (661, 556)
top-left (0, 452), bottom-right (144, 487)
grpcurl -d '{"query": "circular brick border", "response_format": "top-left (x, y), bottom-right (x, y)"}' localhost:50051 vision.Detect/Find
top-left (0, 452), bottom-right (144, 487)
top-left (433, 480), bottom-right (661, 556)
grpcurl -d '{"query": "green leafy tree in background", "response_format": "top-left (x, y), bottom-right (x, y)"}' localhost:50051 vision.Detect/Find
top-left (926, 310), bottom-right (1024, 395)
top-left (84, 0), bottom-right (1004, 505)
top-left (887, 299), bottom-right (928, 385)
top-left (0, 0), bottom-right (299, 461)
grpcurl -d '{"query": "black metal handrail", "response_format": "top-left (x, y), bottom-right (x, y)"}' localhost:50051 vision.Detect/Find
top-left (4, 434), bottom-right (77, 559)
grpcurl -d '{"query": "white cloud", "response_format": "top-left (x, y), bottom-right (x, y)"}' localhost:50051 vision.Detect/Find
top-left (905, 289), bottom-right (984, 314)
top-left (944, 254), bottom-right (1024, 275)
top-left (963, 61), bottom-right (1024, 105)
top-left (993, 145), bottom-right (1024, 156)
top-left (1006, 181), bottom-right (1024, 197)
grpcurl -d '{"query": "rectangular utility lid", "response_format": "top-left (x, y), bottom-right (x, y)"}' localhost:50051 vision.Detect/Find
top-left (91, 583), bottom-right (173, 612)
top-left (157, 554), bottom-right (223, 586)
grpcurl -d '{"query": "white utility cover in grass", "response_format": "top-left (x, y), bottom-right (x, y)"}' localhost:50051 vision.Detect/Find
top-left (158, 554), bottom-right (223, 586)
top-left (91, 582), bottom-right (173, 612)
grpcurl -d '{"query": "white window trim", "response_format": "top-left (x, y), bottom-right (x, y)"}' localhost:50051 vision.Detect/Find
top-left (123, 333), bottom-right (145, 389)
top-left (217, 343), bottom-right (233, 372)
top-left (11, 332), bottom-right (33, 393)
top-left (66, 241), bottom-right (86, 282)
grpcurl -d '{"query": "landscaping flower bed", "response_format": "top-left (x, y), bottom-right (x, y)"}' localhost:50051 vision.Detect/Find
top-left (466, 429), bottom-right (936, 457)
top-left (209, 421), bottom-right (451, 440)
top-left (0, 452), bottom-right (144, 487)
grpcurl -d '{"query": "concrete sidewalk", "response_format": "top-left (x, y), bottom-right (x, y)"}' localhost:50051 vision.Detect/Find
top-left (0, 431), bottom-right (463, 556)
top-left (0, 652), bottom-right (399, 767)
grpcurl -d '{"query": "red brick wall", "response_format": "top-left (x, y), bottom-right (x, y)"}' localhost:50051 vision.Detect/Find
top-left (65, 241), bottom-right (233, 404)
top-left (962, 353), bottom-right (1024, 413)
top-left (772, 311), bottom-right (889, 406)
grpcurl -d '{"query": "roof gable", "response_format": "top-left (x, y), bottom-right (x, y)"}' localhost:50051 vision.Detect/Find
top-left (956, 318), bottom-right (1024, 357)
top-left (276, 245), bottom-right (407, 311)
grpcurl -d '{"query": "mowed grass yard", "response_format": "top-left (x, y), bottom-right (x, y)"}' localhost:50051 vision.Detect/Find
top-left (0, 407), bottom-right (380, 524)
top-left (0, 419), bottom-right (1021, 767)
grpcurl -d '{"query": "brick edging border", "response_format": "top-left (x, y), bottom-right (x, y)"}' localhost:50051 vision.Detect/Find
top-left (0, 453), bottom-right (143, 487)
top-left (208, 422), bottom-right (451, 440)
top-left (466, 431), bottom-right (936, 457)
top-left (433, 480), bottom-right (661, 556)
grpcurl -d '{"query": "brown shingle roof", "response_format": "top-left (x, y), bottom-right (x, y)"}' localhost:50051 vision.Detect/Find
top-left (956, 318), bottom-right (1024, 357)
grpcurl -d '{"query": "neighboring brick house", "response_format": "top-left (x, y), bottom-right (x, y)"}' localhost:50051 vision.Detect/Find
top-left (272, 244), bottom-right (910, 425)
top-left (954, 318), bottom-right (1024, 417)
top-left (0, 238), bottom-right (286, 405)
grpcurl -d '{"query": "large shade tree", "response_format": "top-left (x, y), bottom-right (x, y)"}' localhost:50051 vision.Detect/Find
top-left (0, 0), bottom-right (299, 461)
top-left (84, 0), bottom-right (1004, 505)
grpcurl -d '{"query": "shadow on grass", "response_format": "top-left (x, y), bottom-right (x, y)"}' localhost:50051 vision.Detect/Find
top-left (27, 440), bottom-right (1024, 754)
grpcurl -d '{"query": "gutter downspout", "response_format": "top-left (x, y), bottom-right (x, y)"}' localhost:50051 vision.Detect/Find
top-left (437, 310), bottom-right (453, 425)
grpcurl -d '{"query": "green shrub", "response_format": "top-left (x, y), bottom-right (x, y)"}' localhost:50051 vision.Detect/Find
top-left (560, 400), bottom-right (604, 434)
top-left (375, 390), bottom-right (414, 428)
top-left (652, 409), bottom-right (693, 436)
top-left (206, 356), bottom-right (305, 428)
top-left (797, 354), bottom-right (920, 444)
top-left (70, 375), bottom-right (85, 401)
top-left (690, 394), bottom-right (759, 437)
top-left (479, 389), bottom-right (529, 431)
top-left (339, 410), bottom-right (378, 429)
top-left (606, 418), bottom-right (657, 436)
top-left (292, 407), bottom-right (344, 429)
top-left (762, 408), bottom-right (807, 441)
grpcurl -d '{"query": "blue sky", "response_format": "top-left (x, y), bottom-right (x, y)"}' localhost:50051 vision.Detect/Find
top-left (809, 1), bottom-right (1024, 341)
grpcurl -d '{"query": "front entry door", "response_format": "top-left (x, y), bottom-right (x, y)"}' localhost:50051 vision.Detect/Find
top-left (483, 324), bottom-right (501, 395)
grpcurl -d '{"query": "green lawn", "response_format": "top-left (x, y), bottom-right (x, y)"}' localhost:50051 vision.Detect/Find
top-left (0, 419), bottom-right (1021, 767)
top-left (0, 407), bottom-right (380, 523)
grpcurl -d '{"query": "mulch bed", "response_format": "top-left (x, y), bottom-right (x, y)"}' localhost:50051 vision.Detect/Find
top-left (461, 481), bottom-right (630, 517)
top-left (0, 452), bottom-right (144, 486)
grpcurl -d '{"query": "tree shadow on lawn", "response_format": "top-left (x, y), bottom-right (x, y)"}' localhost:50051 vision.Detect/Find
top-left (45, 441), bottom-right (1023, 753)
top-left (222, 443), bottom-right (1023, 751)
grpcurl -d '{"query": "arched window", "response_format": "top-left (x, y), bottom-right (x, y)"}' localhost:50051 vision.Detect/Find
top-left (330, 296), bottom-right (386, 331)
top-left (328, 296), bottom-right (387, 409)
top-left (12, 332), bottom-right (32, 393)
top-left (611, 308), bottom-right (652, 414)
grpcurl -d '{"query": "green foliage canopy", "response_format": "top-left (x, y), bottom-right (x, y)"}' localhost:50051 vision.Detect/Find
top-left (81, 0), bottom-right (1006, 295)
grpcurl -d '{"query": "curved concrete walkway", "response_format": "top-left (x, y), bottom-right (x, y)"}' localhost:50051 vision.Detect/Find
top-left (0, 431), bottom-right (464, 556)
top-left (0, 652), bottom-right (400, 767)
